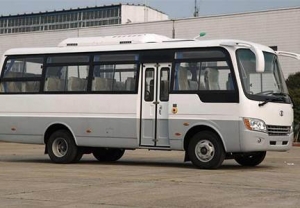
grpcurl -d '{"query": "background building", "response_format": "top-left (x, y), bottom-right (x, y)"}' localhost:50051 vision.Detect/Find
top-left (0, 4), bottom-right (299, 78)
top-left (0, 4), bottom-right (168, 34)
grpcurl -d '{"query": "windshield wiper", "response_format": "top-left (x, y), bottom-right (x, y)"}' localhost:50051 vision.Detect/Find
top-left (258, 100), bottom-right (269, 107)
top-left (272, 92), bottom-right (288, 96)
top-left (258, 97), bottom-right (285, 107)
top-left (256, 90), bottom-right (274, 96)
top-left (256, 91), bottom-right (287, 97)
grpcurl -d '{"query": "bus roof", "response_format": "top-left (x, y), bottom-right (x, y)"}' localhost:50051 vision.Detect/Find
top-left (3, 34), bottom-right (274, 56)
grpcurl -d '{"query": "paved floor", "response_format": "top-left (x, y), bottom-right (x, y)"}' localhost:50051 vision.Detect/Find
top-left (0, 142), bottom-right (299, 208)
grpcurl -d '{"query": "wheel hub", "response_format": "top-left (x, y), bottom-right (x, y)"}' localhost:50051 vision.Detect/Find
top-left (200, 147), bottom-right (208, 154)
top-left (195, 140), bottom-right (215, 162)
top-left (52, 138), bottom-right (68, 158)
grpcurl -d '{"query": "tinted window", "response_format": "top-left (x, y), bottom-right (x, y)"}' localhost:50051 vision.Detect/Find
top-left (175, 50), bottom-right (225, 59)
top-left (47, 55), bottom-right (89, 64)
top-left (94, 54), bottom-right (139, 62)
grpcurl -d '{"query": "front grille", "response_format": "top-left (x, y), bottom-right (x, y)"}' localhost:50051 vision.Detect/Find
top-left (267, 125), bottom-right (291, 136)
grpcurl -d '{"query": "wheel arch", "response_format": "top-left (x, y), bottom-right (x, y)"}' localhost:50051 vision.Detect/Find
top-left (183, 124), bottom-right (227, 153)
top-left (44, 122), bottom-right (77, 154)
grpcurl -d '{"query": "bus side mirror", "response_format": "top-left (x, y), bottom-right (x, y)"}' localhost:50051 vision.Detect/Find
top-left (250, 45), bottom-right (265, 73)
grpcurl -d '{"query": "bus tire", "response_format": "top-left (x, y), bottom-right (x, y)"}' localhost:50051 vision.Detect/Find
top-left (188, 131), bottom-right (225, 169)
top-left (72, 148), bottom-right (84, 163)
top-left (234, 151), bottom-right (266, 167)
top-left (93, 148), bottom-right (125, 162)
top-left (47, 130), bottom-right (78, 164)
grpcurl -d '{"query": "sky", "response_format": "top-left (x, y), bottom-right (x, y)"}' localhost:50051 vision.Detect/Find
top-left (0, 0), bottom-right (300, 19)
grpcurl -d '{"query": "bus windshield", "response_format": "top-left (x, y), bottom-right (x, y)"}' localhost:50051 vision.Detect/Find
top-left (236, 49), bottom-right (289, 100)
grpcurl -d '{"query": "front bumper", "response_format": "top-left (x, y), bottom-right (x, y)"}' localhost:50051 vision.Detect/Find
top-left (240, 124), bottom-right (293, 152)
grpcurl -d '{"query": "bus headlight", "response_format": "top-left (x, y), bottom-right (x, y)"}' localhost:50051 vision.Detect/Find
top-left (243, 118), bottom-right (267, 133)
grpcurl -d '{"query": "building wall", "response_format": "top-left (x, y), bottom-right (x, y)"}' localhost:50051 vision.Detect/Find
top-left (79, 20), bottom-right (173, 37)
top-left (121, 5), bottom-right (169, 24)
top-left (0, 5), bottom-right (122, 34)
top-left (0, 7), bottom-right (299, 78)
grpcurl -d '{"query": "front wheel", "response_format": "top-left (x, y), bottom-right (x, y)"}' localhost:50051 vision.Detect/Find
top-left (188, 131), bottom-right (225, 169)
top-left (234, 151), bottom-right (266, 167)
top-left (47, 130), bottom-right (79, 164)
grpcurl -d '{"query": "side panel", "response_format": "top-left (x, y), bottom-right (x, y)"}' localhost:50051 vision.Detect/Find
top-left (0, 94), bottom-right (139, 148)
top-left (168, 94), bottom-right (240, 152)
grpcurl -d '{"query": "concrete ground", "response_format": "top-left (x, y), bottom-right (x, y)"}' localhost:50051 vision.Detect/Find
top-left (0, 142), bottom-right (299, 208)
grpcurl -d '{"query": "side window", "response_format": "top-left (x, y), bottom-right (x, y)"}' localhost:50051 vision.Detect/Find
top-left (173, 61), bottom-right (233, 91)
top-left (44, 65), bottom-right (89, 92)
top-left (44, 54), bottom-right (90, 92)
top-left (92, 64), bottom-right (137, 92)
top-left (0, 57), bottom-right (43, 93)
top-left (173, 62), bottom-right (203, 91)
top-left (67, 65), bottom-right (88, 92)
top-left (204, 61), bottom-right (232, 91)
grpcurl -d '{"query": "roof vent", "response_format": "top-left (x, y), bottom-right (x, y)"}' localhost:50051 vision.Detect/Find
top-left (58, 34), bottom-right (171, 47)
top-left (66, 43), bottom-right (78, 46)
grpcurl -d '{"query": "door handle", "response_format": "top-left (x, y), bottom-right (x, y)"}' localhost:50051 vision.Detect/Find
top-left (159, 105), bottom-right (162, 115)
top-left (153, 101), bottom-right (160, 105)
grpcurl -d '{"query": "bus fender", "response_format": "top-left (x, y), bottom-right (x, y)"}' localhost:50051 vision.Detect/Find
top-left (43, 122), bottom-right (78, 154)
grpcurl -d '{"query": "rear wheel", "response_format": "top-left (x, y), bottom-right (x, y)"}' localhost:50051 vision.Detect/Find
top-left (47, 130), bottom-right (79, 164)
top-left (93, 148), bottom-right (125, 162)
top-left (188, 131), bottom-right (225, 169)
top-left (72, 148), bottom-right (84, 163)
top-left (235, 151), bottom-right (266, 167)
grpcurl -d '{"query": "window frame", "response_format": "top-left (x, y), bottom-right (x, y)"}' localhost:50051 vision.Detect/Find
top-left (0, 52), bottom-right (140, 94)
top-left (91, 52), bottom-right (140, 94)
top-left (170, 47), bottom-right (239, 103)
top-left (0, 47), bottom-right (237, 101)
top-left (160, 67), bottom-right (170, 102)
top-left (91, 60), bottom-right (140, 94)
top-left (0, 55), bottom-right (45, 94)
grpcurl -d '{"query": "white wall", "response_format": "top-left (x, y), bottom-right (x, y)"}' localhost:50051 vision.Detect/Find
top-left (0, 29), bottom-right (79, 50)
top-left (121, 5), bottom-right (169, 24)
top-left (78, 20), bottom-right (172, 38)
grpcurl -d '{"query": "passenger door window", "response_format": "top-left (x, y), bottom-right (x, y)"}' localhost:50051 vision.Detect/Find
top-left (144, 68), bottom-right (155, 101)
top-left (160, 68), bottom-right (169, 101)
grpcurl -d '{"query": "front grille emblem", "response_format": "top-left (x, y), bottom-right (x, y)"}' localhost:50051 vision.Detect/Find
top-left (279, 110), bottom-right (284, 117)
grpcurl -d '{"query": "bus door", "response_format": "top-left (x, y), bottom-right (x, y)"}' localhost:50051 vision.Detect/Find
top-left (140, 63), bottom-right (171, 147)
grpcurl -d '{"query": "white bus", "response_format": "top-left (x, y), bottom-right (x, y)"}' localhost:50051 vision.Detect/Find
top-left (0, 34), bottom-right (294, 169)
